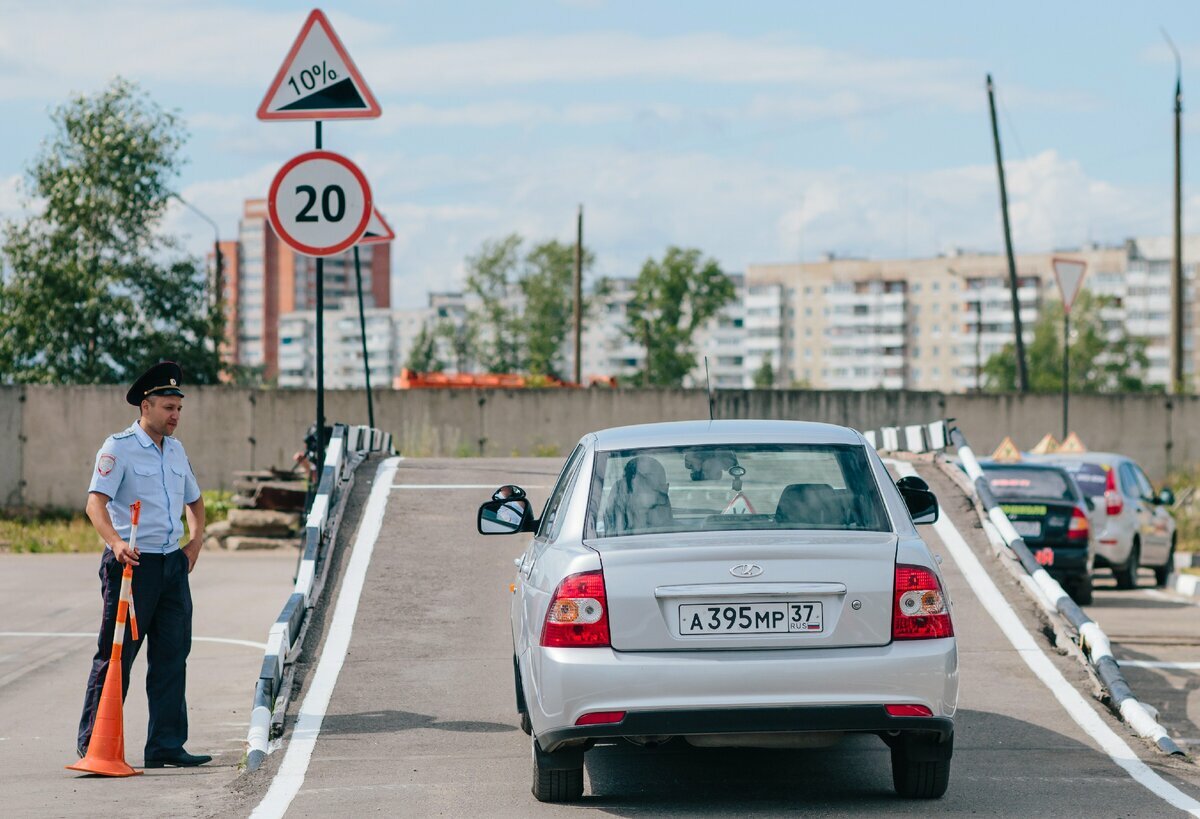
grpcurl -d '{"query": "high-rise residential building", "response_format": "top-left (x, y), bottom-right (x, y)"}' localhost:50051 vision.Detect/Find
top-left (224, 198), bottom-right (391, 380)
top-left (747, 240), bottom-right (1192, 391)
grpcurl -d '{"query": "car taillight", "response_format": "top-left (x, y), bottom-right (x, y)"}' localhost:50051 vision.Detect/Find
top-left (575, 711), bottom-right (626, 725)
top-left (1104, 467), bottom-right (1123, 517)
top-left (541, 570), bottom-right (610, 648)
top-left (885, 704), bottom-right (933, 717)
top-left (1068, 505), bottom-right (1089, 542)
top-left (892, 564), bottom-right (953, 640)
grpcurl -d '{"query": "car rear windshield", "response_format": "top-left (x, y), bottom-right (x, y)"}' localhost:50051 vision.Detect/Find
top-left (983, 467), bottom-right (1075, 501)
top-left (587, 443), bottom-right (891, 537)
top-left (1056, 462), bottom-right (1108, 499)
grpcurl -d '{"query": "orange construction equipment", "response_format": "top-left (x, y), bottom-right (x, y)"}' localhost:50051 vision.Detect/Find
top-left (393, 368), bottom-right (617, 390)
top-left (67, 501), bottom-right (142, 778)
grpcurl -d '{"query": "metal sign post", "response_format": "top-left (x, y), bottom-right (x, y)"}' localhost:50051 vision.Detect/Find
top-left (1052, 257), bottom-right (1088, 440)
top-left (354, 208), bottom-right (395, 429)
top-left (259, 8), bottom-right (382, 477)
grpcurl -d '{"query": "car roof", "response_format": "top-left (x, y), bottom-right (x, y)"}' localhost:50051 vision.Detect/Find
top-left (591, 419), bottom-right (865, 450)
top-left (977, 459), bottom-right (1072, 473)
top-left (1029, 452), bottom-right (1125, 466)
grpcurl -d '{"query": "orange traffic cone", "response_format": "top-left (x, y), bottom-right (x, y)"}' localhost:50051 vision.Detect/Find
top-left (67, 502), bottom-right (143, 777)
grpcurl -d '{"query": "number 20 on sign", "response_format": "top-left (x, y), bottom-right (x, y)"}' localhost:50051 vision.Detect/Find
top-left (267, 150), bottom-right (373, 257)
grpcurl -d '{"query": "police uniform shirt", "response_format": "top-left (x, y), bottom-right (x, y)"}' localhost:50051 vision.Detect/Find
top-left (88, 421), bottom-right (201, 553)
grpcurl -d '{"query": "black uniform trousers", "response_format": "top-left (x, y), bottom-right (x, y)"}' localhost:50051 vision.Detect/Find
top-left (76, 548), bottom-right (193, 759)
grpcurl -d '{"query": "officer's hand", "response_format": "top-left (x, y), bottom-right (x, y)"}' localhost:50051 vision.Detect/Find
top-left (113, 540), bottom-right (140, 567)
top-left (183, 540), bottom-right (200, 574)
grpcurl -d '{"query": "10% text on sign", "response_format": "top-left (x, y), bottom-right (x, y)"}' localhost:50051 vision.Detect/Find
top-left (267, 150), bottom-right (373, 257)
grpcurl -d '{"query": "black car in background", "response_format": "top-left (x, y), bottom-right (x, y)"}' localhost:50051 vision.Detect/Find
top-left (978, 460), bottom-right (1095, 604)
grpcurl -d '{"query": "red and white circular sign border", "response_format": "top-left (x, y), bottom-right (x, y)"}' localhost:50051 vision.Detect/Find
top-left (267, 150), bottom-right (373, 257)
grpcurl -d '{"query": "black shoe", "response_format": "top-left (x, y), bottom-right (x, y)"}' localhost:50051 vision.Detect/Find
top-left (144, 750), bottom-right (212, 768)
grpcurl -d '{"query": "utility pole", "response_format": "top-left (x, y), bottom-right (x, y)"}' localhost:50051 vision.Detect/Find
top-left (1164, 30), bottom-right (1185, 394)
top-left (573, 204), bottom-right (583, 385)
top-left (987, 74), bottom-right (1029, 393)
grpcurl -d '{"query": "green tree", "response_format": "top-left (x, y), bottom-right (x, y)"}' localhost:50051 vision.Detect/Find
top-left (982, 290), bottom-right (1156, 393)
top-left (753, 354), bottom-right (775, 388)
top-left (519, 240), bottom-right (595, 377)
top-left (463, 234), bottom-right (596, 378)
top-left (464, 234), bottom-right (524, 373)
top-left (0, 78), bottom-right (223, 385)
top-left (436, 318), bottom-right (478, 372)
top-left (404, 323), bottom-right (443, 372)
top-left (625, 247), bottom-right (736, 387)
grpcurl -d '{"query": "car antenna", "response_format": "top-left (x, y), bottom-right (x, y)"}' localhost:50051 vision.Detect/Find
top-left (705, 356), bottom-right (717, 421)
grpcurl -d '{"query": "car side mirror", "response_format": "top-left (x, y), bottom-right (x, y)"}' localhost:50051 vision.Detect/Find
top-left (1158, 488), bottom-right (1175, 507)
top-left (898, 480), bottom-right (939, 525)
top-left (478, 498), bottom-right (534, 534)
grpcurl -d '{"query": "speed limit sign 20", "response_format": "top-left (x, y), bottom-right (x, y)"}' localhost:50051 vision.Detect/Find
top-left (268, 150), bottom-right (373, 256)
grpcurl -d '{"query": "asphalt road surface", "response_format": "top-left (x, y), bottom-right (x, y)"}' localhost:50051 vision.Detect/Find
top-left (0, 550), bottom-right (298, 818)
top-left (232, 456), bottom-right (1200, 817)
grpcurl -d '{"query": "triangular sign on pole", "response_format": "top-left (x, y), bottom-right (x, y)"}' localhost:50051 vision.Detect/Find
top-left (1030, 433), bottom-right (1060, 455)
top-left (258, 9), bottom-right (381, 120)
top-left (1052, 257), bottom-right (1087, 314)
top-left (357, 207), bottom-right (395, 245)
top-left (1059, 432), bottom-right (1088, 453)
top-left (991, 436), bottom-right (1022, 462)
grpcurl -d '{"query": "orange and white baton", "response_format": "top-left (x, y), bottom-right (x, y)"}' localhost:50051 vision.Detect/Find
top-left (120, 501), bottom-right (140, 643)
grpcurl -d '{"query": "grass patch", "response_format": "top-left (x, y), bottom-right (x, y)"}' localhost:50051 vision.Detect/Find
top-left (1167, 465), bottom-right (1200, 553)
top-left (0, 491), bottom-right (238, 554)
top-left (0, 511), bottom-right (102, 554)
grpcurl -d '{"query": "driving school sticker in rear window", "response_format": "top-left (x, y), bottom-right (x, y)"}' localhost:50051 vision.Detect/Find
top-left (97, 454), bottom-right (116, 476)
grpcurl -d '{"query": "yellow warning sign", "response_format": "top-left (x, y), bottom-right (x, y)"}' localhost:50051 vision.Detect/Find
top-left (1030, 434), bottom-right (1060, 455)
top-left (1058, 432), bottom-right (1087, 454)
top-left (991, 436), bottom-right (1022, 462)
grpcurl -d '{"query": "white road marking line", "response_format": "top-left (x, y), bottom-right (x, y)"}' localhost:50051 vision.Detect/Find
top-left (0, 631), bottom-right (266, 650)
top-left (391, 484), bottom-right (549, 489)
top-left (1141, 588), bottom-right (1200, 607)
top-left (251, 456), bottom-right (401, 819)
top-left (1119, 661), bottom-right (1200, 671)
top-left (890, 461), bottom-right (1200, 816)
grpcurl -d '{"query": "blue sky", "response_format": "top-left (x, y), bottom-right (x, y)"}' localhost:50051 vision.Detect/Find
top-left (0, 0), bottom-right (1197, 306)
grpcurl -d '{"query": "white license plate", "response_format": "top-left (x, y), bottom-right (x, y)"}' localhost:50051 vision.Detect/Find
top-left (679, 602), bottom-right (823, 635)
top-left (1013, 521), bottom-right (1042, 538)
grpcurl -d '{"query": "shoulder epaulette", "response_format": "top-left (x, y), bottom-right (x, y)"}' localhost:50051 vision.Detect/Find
top-left (113, 429), bottom-right (136, 440)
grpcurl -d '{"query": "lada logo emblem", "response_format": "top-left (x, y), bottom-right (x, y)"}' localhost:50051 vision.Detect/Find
top-left (729, 563), bottom-right (763, 578)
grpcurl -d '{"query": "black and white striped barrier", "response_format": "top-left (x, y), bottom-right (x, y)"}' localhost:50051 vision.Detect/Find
top-left (245, 423), bottom-right (394, 772)
top-left (946, 426), bottom-right (1186, 757)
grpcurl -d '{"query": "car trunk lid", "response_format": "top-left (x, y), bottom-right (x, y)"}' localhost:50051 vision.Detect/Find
top-left (587, 530), bottom-right (897, 651)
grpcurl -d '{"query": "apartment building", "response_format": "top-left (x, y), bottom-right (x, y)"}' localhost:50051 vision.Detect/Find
top-left (747, 240), bottom-right (1191, 391)
top-left (224, 198), bottom-right (391, 380)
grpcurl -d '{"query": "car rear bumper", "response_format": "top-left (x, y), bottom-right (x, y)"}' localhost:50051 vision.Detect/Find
top-left (537, 704), bottom-right (954, 753)
top-left (525, 638), bottom-right (957, 743)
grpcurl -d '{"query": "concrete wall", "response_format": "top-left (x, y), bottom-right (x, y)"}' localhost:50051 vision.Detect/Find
top-left (1, 385), bottom-right (1193, 510)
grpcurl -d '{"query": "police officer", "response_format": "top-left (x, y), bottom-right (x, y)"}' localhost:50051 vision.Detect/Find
top-left (75, 361), bottom-right (211, 767)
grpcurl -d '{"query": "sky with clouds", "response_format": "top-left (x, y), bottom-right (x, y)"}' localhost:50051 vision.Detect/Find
top-left (0, 0), bottom-right (1197, 307)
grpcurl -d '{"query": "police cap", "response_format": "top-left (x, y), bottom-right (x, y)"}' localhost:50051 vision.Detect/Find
top-left (126, 361), bottom-right (185, 406)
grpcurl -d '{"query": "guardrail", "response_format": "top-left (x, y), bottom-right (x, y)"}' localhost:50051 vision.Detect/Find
top-left (245, 423), bottom-right (394, 772)
top-left (866, 418), bottom-right (1185, 757)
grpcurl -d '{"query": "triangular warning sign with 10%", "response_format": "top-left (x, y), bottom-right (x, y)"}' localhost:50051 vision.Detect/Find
top-left (258, 9), bottom-right (381, 120)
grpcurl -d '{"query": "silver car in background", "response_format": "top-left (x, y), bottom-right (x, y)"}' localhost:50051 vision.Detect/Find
top-left (1036, 452), bottom-right (1176, 588)
top-left (478, 420), bottom-right (958, 802)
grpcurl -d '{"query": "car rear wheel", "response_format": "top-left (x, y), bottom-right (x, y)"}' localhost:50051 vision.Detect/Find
top-left (1113, 540), bottom-right (1140, 590)
top-left (1153, 538), bottom-right (1176, 588)
top-left (531, 739), bottom-right (584, 802)
top-left (891, 733), bottom-right (951, 799)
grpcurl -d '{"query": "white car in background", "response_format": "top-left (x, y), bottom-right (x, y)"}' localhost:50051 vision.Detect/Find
top-left (478, 420), bottom-right (958, 803)
top-left (1037, 453), bottom-right (1176, 589)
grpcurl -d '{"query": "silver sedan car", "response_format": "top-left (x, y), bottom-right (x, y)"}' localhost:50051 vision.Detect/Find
top-left (477, 420), bottom-right (958, 802)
